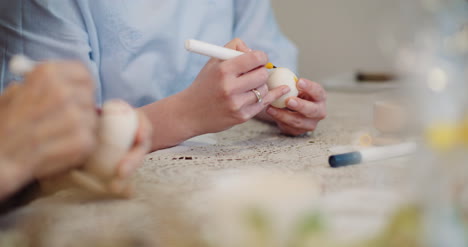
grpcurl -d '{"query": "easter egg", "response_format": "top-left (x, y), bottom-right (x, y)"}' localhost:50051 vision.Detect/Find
top-left (84, 100), bottom-right (138, 179)
top-left (267, 68), bottom-right (299, 108)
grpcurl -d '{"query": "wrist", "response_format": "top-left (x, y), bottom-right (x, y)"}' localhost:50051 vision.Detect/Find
top-left (139, 90), bottom-right (204, 150)
top-left (175, 88), bottom-right (206, 137)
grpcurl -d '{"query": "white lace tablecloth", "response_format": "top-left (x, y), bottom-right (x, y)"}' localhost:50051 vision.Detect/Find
top-left (0, 90), bottom-right (411, 247)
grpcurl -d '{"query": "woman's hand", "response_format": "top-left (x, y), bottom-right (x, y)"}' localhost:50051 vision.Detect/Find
top-left (140, 38), bottom-right (291, 151)
top-left (182, 38), bottom-right (290, 135)
top-left (0, 62), bottom-right (98, 199)
top-left (265, 79), bottom-right (327, 136)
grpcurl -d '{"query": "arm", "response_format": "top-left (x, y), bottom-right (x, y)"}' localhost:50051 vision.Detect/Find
top-left (141, 39), bottom-right (290, 150)
top-left (0, 2), bottom-right (289, 151)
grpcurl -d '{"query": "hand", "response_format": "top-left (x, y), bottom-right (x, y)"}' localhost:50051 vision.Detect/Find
top-left (0, 62), bottom-right (98, 199)
top-left (182, 38), bottom-right (291, 135)
top-left (266, 79), bottom-right (327, 136)
top-left (107, 109), bottom-right (152, 196)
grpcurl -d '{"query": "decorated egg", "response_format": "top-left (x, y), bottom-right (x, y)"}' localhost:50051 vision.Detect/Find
top-left (267, 68), bottom-right (299, 108)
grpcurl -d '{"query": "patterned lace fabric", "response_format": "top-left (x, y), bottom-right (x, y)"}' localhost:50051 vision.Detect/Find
top-left (0, 91), bottom-right (410, 247)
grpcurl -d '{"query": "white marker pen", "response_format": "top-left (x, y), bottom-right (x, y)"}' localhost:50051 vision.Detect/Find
top-left (185, 39), bottom-right (276, 69)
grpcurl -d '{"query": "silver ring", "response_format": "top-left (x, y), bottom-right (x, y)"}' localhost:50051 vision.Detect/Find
top-left (251, 89), bottom-right (262, 103)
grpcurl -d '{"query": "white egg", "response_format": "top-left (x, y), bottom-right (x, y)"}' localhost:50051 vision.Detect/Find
top-left (84, 100), bottom-right (139, 179)
top-left (267, 68), bottom-right (299, 108)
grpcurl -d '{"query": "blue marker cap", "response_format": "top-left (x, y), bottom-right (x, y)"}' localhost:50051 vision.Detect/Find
top-left (329, 152), bottom-right (362, 168)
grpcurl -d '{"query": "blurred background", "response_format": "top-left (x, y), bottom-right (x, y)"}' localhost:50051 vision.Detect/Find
top-left (271, 0), bottom-right (415, 81)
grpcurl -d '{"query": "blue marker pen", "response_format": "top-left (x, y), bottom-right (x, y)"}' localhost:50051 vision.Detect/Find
top-left (329, 142), bottom-right (417, 168)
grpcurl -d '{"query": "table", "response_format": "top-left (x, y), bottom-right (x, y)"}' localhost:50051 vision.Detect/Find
top-left (0, 90), bottom-right (411, 247)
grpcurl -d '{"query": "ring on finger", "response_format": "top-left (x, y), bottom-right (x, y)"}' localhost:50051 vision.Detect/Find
top-left (251, 89), bottom-right (262, 103)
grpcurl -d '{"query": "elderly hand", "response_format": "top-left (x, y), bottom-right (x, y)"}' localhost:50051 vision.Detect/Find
top-left (0, 62), bottom-right (98, 199)
top-left (40, 101), bottom-right (153, 197)
top-left (266, 78), bottom-right (327, 136)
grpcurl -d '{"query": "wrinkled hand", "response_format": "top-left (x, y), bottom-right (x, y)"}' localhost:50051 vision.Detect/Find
top-left (0, 62), bottom-right (98, 199)
top-left (182, 38), bottom-right (290, 135)
top-left (266, 79), bottom-right (327, 136)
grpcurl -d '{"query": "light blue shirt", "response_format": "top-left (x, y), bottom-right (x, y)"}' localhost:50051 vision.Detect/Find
top-left (0, 0), bottom-right (297, 107)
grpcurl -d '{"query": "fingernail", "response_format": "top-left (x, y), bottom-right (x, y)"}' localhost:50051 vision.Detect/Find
top-left (298, 80), bottom-right (307, 90)
top-left (288, 99), bottom-right (298, 108)
top-left (282, 86), bottom-right (291, 94)
top-left (267, 107), bottom-right (277, 116)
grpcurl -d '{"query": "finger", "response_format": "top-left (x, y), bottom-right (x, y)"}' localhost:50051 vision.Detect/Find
top-left (266, 107), bottom-right (318, 131)
top-left (224, 38), bottom-right (251, 52)
top-left (56, 75), bottom-right (95, 110)
top-left (34, 129), bottom-right (96, 178)
top-left (236, 84), bottom-right (269, 107)
top-left (222, 51), bottom-right (268, 76)
top-left (277, 123), bottom-right (311, 137)
top-left (118, 132), bottom-right (151, 179)
top-left (33, 103), bottom-right (77, 144)
top-left (117, 111), bottom-right (151, 179)
top-left (71, 84), bottom-right (97, 111)
top-left (297, 79), bottom-right (326, 102)
top-left (24, 66), bottom-right (51, 96)
top-left (134, 110), bottom-right (153, 148)
top-left (56, 61), bottom-right (95, 90)
top-left (242, 85), bottom-right (290, 116)
top-left (63, 73), bottom-right (96, 111)
top-left (285, 98), bottom-right (327, 120)
top-left (116, 145), bottom-right (147, 179)
top-left (122, 183), bottom-right (134, 197)
top-left (131, 110), bottom-right (153, 156)
top-left (82, 106), bottom-right (99, 135)
top-left (61, 98), bottom-right (98, 138)
top-left (26, 63), bottom-right (95, 108)
top-left (34, 105), bottom-right (97, 176)
top-left (56, 73), bottom-right (97, 129)
top-left (26, 62), bottom-right (91, 90)
top-left (231, 67), bottom-right (269, 93)
top-left (108, 178), bottom-right (132, 197)
top-left (0, 82), bottom-right (23, 102)
top-left (261, 85), bottom-right (291, 107)
top-left (0, 165), bottom-right (31, 201)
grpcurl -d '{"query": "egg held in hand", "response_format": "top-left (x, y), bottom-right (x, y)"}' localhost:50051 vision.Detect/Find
top-left (47, 100), bottom-right (139, 196)
top-left (84, 100), bottom-right (139, 179)
top-left (266, 68), bottom-right (299, 108)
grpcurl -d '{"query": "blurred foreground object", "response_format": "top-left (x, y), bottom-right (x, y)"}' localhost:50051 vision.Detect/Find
top-left (396, 0), bottom-right (468, 246)
top-left (8, 55), bottom-right (145, 198)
